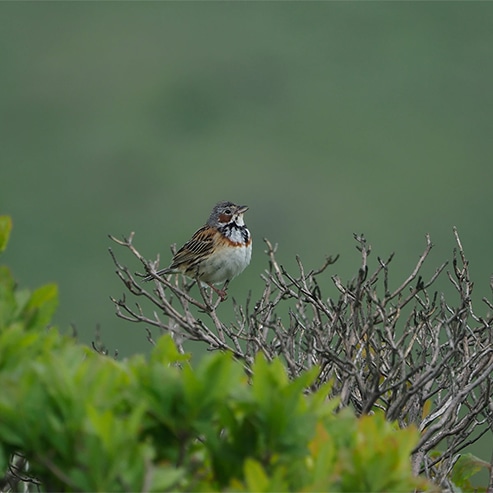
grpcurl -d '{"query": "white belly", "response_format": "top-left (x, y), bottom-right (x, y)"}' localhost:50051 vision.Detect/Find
top-left (199, 242), bottom-right (252, 284)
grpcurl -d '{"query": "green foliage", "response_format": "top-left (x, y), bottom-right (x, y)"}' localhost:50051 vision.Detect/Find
top-left (0, 216), bottom-right (58, 335)
top-left (450, 454), bottom-right (491, 493)
top-left (0, 215), bottom-right (11, 254)
top-left (0, 215), bottom-right (434, 491)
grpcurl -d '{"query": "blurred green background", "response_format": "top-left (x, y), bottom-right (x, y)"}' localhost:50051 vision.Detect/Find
top-left (2, 3), bottom-right (493, 350)
top-left (1, 2), bottom-right (493, 476)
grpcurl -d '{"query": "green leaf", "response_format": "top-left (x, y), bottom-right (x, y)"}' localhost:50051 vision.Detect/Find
top-left (188, 351), bottom-right (242, 410)
top-left (150, 466), bottom-right (186, 492)
top-left (0, 266), bottom-right (17, 330)
top-left (451, 453), bottom-right (490, 491)
top-left (244, 458), bottom-right (269, 492)
top-left (251, 354), bottom-right (288, 409)
top-left (151, 334), bottom-right (190, 365)
top-left (340, 412), bottom-right (426, 492)
top-left (307, 422), bottom-right (337, 490)
top-left (23, 283), bottom-right (58, 329)
top-left (0, 216), bottom-right (12, 254)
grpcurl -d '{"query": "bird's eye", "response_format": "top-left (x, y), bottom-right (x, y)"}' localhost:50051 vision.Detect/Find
top-left (224, 209), bottom-right (232, 215)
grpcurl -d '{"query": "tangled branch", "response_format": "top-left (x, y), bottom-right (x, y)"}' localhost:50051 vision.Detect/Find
top-left (109, 229), bottom-right (493, 488)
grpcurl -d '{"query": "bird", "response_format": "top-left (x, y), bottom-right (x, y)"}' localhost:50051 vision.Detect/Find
top-left (144, 201), bottom-right (252, 300)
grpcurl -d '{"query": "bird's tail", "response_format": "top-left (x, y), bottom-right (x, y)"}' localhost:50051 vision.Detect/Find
top-left (143, 268), bottom-right (172, 282)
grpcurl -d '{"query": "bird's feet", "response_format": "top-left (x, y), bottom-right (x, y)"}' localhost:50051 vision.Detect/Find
top-left (207, 281), bottom-right (229, 302)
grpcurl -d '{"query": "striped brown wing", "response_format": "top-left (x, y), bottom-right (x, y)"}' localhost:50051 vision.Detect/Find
top-left (169, 226), bottom-right (216, 274)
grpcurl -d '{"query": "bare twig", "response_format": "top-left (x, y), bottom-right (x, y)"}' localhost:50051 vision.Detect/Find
top-left (108, 229), bottom-right (493, 489)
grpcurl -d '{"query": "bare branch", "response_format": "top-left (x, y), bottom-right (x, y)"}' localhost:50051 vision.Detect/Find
top-left (108, 229), bottom-right (493, 489)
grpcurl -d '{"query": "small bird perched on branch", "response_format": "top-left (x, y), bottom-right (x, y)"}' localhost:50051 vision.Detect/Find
top-left (144, 201), bottom-right (252, 300)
